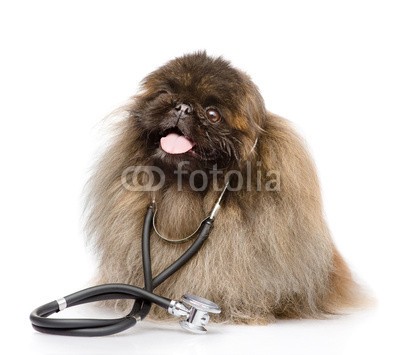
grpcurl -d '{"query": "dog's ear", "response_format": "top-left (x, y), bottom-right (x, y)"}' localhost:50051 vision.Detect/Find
top-left (233, 79), bottom-right (267, 161)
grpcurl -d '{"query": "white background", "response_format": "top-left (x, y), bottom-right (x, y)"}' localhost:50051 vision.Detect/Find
top-left (1, 1), bottom-right (399, 354)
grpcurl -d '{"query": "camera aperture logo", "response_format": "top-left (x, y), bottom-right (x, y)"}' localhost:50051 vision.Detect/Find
top-left (121, 161), bottom-right (280, 192)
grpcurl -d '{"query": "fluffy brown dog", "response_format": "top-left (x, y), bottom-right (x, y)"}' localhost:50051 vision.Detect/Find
top-left (86, 52), bottom-right (361, 323)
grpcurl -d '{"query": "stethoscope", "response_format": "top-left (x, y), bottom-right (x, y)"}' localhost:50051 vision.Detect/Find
top-left (30, 182), bottom-right (230, 336)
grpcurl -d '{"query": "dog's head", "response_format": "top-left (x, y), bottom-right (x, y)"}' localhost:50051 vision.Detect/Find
top-left (130, 52), bottom-right (266, 172)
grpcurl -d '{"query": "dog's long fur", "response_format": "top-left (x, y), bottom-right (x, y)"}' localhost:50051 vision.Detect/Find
top-left (86, 52), bottom-right (362, 323)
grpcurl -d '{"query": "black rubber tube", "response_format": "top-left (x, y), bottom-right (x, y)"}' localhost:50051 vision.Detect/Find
top-left (29, 284), bottom-right (170, 336)
top-left (32, 318), bottom-right (136, 337)
top-left (128, 203), bottom-right (154, 319)
top-left (153, 218), bottom-right (213, 288)
top-left (142, 204), bottom-right (154, 290)
top-left (30, 205), bottom-right (215, 337)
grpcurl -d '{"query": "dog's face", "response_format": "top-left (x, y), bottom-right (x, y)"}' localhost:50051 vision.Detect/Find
top-left (130, 52), bottom-right (265, 173)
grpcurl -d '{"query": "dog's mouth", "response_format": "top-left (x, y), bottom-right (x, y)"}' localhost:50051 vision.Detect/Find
top-left (159, 127), bottom-right (196, 155)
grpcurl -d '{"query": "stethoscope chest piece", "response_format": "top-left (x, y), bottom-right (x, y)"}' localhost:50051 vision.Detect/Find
top-left (174, 294), bottom-right (221, 334)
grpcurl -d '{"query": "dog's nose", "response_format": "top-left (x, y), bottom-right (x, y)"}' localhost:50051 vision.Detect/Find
top-left (175, 103), bottom-right (193, 115)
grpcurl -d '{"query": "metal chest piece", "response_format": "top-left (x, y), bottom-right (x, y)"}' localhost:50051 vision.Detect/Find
top-left (179, 294), bottom-right (221, 334)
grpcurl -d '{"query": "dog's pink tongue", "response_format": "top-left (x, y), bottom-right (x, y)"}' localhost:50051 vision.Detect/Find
top-left (160, 133), bottom-right (194, 154)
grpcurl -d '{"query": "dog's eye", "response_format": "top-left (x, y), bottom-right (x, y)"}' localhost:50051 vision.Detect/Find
top-left (148, 89), bottom-right (170, 101)
top-left (157, 89), bottom-right (170, 96)
top-left (205, 108), bottom-right (222, 123)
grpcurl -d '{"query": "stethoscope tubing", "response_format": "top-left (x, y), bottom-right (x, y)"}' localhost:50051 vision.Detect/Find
top-left (29, 202), bottom-right (215, 336)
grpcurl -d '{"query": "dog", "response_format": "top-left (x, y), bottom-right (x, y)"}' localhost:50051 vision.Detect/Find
top-left (86, 52), bottom-right (362, 323)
